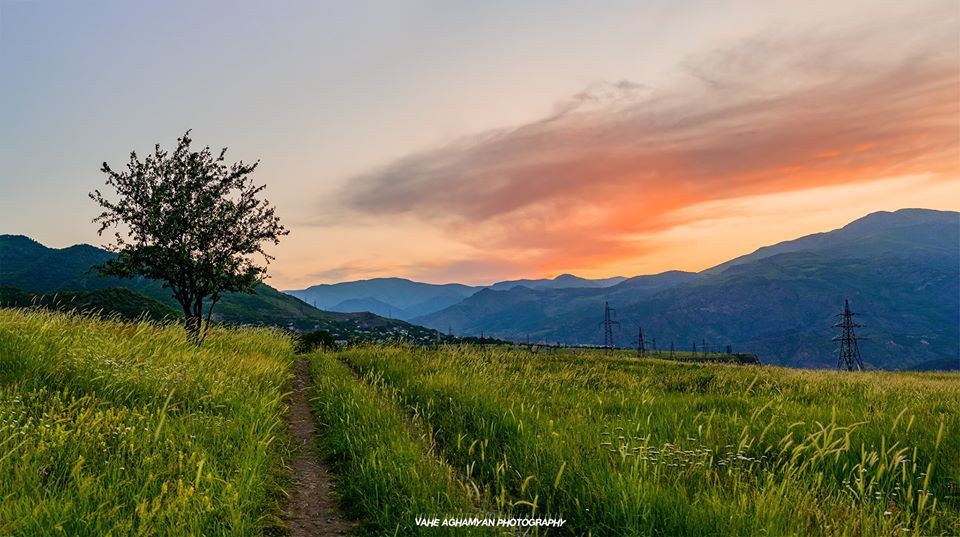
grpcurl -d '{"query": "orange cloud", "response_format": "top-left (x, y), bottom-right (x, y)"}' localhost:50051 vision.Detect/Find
top-left (332, 14), bottom-right (959, 281)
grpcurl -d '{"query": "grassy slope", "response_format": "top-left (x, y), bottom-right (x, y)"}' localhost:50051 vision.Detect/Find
top-left (0, 286), bottom-right (179, 322)
top-left (0, 308), bottom-right (293, 535)
top-left (335, 345), bottom-right (959, 536)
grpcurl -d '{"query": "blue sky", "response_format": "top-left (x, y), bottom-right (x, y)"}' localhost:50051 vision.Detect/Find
top-left (2, 0), bottom-right (957, 287)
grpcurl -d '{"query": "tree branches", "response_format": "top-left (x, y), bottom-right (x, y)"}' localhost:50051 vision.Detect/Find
top-left (90, 130), bottom-right (289, 344)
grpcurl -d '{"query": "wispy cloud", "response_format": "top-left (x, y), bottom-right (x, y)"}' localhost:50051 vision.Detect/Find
top-left (296, 256), bottom-right (540, 286)
top-left (332, 7), bottom-right (959, 278)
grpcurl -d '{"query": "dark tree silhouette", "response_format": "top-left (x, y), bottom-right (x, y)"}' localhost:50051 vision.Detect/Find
top-left (90, 131), bottom-right (289, 344)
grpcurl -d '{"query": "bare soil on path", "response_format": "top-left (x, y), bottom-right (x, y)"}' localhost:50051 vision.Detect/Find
top-left (285, 359), bottom-right (356, 536)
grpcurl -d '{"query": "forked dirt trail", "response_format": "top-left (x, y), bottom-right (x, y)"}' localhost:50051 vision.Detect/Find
top-left (285, 359), bottom-right (356, 536)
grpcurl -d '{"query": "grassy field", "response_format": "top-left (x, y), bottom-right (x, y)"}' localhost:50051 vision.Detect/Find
top-left (0, 308), bottom-right (294, 535)
top-left (2, 307), bottom-right (957, 536)
top-left (313, 345), bottom-right (959, 536)
top-left (307, 355), bottom-right (500, 535)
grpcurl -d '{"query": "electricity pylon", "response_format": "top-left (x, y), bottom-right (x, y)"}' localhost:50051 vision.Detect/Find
top-left (599, 302), bottom-right (619, 350)
top-left (833, 299), bottom-right (865, 371)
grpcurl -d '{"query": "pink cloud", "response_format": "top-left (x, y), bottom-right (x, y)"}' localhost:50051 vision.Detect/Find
top-left (331, 11), bottom-right (959, 279)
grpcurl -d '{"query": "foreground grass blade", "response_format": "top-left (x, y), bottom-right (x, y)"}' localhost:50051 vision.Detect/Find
top-left (0, 308), bottom-right (293, 536)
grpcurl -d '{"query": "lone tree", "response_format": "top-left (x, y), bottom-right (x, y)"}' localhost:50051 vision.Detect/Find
top-left (90, 131), bottom-right (288, 344)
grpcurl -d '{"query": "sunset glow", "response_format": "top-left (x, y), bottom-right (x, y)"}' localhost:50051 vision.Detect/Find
top-left (1, 0), bottom-right (957, 288)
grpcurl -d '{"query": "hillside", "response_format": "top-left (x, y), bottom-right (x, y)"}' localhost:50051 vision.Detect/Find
top-left (0, 235), bottom-right (446, 343)
top-left (706, 208), bottom-right (959, 274)
top-left (414, 209), bottom-right (959, 370)
top-left (0, 286), bottom-right (178, 322)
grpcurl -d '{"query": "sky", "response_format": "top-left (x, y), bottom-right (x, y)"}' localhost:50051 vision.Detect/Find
top-left (1, 0), bottom-right (958, 289)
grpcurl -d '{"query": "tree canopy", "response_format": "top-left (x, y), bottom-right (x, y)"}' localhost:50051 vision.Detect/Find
top-left (90, 131), bottom-right (288, 343)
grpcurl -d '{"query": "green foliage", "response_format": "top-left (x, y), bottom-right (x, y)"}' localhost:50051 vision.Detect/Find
top-left (0, 308), bottom-right (294, 535)
top-left (90, 130), bottom-right (288, 343)
top-left (294, 330), bottom-right (338, 354)
top-left (324, 345), bottom-right (959, 536)
top-left (0, 286), bottom-right (178, 322)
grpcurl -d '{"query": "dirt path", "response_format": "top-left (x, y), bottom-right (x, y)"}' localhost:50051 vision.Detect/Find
top-left (285, 359), bottom-right (356, 537)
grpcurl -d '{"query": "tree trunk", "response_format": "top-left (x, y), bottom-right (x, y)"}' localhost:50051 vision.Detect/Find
top-left (197, 294), bottom-right (220, 346)
top-left (185, 312), bottom-right (202, 344)
top-left (177, 293), bottom-right (216, 346)
top-left (180, 295), bottom-right (203, 344)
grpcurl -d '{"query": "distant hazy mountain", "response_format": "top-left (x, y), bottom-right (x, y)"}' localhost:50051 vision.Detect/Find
top-left (284, 274), bottom-right (627, 320)
top-left (0, 235), bottom-right (445, 343)
top-left (285, 278), bottom-right (479, 320)
top-left (488, 274), bottom-right (627, 291)
top-left (414, 209), bottom-right (959, 370)
top-left (329, 297), bottom-right (409, 319)
top-left (412, 271), bottom-right (698, 337)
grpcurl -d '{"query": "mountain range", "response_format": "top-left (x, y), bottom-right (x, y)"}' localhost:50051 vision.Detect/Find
top-left (287, 209), bottom-right (959, 370)
top-left (0, 235), bottom-right (446, 343)
top-left (284, 273), bottom-right (626, 320)
top-left (3, 209), bottom-right (956, 370)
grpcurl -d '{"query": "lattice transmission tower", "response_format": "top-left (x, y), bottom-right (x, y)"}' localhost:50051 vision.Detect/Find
top-left (833, 299), bottom-right (865, 371)
top-left (599, 302), bottom-right (620, 350)
top-left (637, 326), bottom-right (646, 357)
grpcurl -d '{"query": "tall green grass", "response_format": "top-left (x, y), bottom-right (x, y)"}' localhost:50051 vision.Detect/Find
top-left (0, 308), bottom-right (294, 535)
top-left (339, 345), bottom-right (960, 536)
top-left (307, 352), bottom-right (503, 535)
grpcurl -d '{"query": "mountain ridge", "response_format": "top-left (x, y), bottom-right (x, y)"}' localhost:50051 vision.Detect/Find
top-left (412, 209), bottom-right (959, 370)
